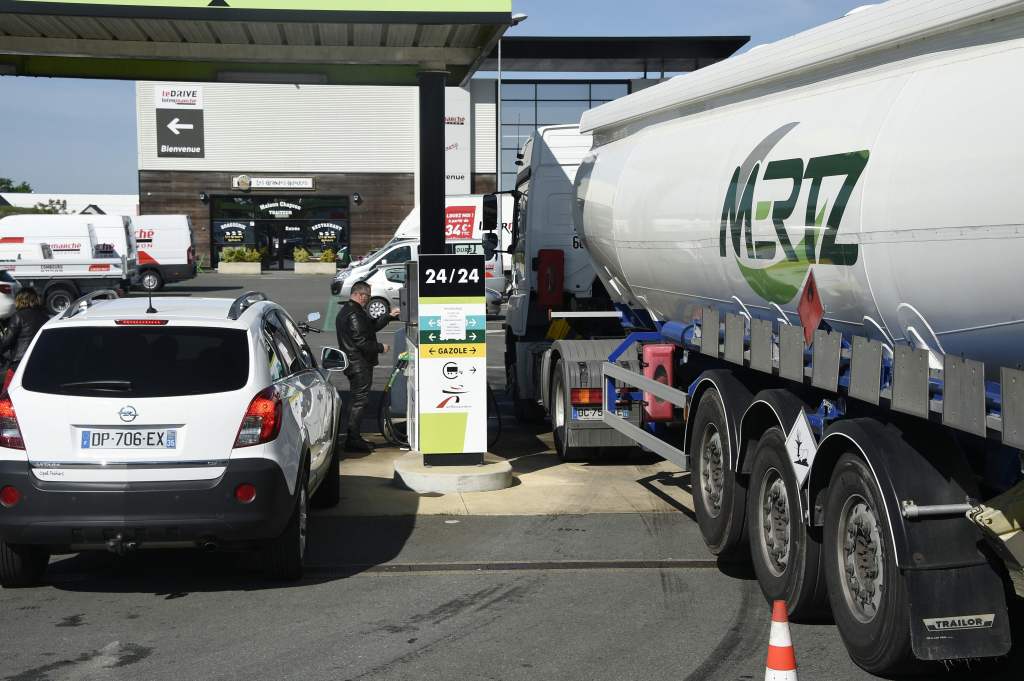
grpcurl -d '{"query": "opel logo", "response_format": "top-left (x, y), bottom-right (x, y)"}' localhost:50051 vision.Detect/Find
top-left (119, 406), bottom-right (138, 423)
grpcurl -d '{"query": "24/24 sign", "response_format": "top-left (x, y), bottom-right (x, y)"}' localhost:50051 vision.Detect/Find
top-left (419, 254), bottom-right (484, 298)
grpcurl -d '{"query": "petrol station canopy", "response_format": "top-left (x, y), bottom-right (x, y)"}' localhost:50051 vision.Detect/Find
top-left (0, 0), bottom-right (513, 85)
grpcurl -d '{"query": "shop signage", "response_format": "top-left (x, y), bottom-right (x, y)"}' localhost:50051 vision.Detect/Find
top-left (416, 254), bottom-right (487, 456)
top-left (444, 87), bottom-right (471, 195)
top-left (232, 176), bottom-right (315, 191)
top-left (154, 84), bottom-right (205, 158)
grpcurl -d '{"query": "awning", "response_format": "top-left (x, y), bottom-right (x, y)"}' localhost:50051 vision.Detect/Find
top-left (481, 36), bottom-right (749, 74)
top-left (0, 1), bottom-right (513, 85)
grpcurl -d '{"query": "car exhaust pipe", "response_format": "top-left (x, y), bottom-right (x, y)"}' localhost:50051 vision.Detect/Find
top-left (105, 533), bottom-right (138, 556)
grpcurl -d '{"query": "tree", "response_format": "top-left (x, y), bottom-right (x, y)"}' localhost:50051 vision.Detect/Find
top-left (0, 199), bottom-right (66, 219)
top-left (0, 178), bottom-right (32, 193)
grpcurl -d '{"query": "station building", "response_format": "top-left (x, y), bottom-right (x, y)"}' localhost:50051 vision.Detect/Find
top-left (134, 36), bottom-right (746, 268)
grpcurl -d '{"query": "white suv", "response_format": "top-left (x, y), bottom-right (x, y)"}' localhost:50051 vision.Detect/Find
top-left (0, 291), bottom-right (347, 586)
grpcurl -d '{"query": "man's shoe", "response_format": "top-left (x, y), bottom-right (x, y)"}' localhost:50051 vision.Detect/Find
top-left (344, 436), bottom-right (374, 453)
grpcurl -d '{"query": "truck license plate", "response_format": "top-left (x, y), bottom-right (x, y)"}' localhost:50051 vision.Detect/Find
top-left (571, 407), bottom-right (630, 421)
top-left (80, 429), bottom-right (177, 450)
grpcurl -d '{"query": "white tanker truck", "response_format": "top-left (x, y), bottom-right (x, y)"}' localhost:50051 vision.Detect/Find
top-left (504, 0), bottom-right (1024, 673)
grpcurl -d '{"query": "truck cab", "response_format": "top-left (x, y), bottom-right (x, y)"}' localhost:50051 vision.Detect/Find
top-left (506, 125), bottom-right (597, 338)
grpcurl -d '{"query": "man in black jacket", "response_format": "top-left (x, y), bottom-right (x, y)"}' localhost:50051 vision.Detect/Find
top-left (336, 281), bottom-right (398, 452)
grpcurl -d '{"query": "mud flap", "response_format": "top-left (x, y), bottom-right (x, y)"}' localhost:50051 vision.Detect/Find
top-left (907, 563), bottom-right (1012, 661)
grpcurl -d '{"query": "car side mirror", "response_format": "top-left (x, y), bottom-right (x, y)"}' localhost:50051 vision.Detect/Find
top-left (482, 232), bottom-right (499, 260)
top-left (321, 347), bottom-right (349, 372)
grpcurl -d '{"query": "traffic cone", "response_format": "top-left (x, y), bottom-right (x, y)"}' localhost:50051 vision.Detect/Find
top-left (765, 600), bottom-right (798, 681)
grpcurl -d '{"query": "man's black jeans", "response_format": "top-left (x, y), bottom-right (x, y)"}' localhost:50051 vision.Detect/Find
top-left (344, 362), bottom-right (373, 439)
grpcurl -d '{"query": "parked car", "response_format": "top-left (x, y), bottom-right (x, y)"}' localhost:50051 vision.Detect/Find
top-left (0, 291), bottom-right (347, 586)
top-left (0, 271), bottom-right (22, 320)
top-left (131, 215), bottom-right (198, 291)
top-left (361, 264), bottom-right (406, 319)
top-left (331, 239), bottom-right (415, 298)
top-left (485, 286), bottom-right (502, 318)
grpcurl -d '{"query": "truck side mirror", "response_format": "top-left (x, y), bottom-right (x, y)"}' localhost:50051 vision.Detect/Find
top-left (481, 194), bottom-right (498, 232)
top-left (482, 232), bottom-right (499, 260)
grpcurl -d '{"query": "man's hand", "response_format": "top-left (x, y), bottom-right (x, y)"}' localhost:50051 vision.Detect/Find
top-left (381, 343), bottom-right (391, 354)
top-left (390, 307), bottom-right (401, 318)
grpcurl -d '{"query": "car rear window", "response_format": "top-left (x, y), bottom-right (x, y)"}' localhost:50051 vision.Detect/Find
top-left (22, 327), bottom-right (250, 398)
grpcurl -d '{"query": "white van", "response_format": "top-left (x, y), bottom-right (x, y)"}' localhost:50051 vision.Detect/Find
top-left (0, 214), bottom-right (138, 265)
top-left (363, 193), bottom-right (514, 295)
top-left (131, 215), bottom-right (198, 291)
top-left (0, 215), bottom-right (139, 314)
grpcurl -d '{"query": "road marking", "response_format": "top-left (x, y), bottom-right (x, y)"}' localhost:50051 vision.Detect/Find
top-left (324, 296), bottom-right (339, 332)
top-left (306, 559), bottom-right (720, 574)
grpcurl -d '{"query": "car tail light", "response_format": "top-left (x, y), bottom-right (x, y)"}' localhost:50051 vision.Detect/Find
top-left (187, 246), bottom-right (195, 264)
top-left (0, 284), bottom-right (11, 295)
top-left (570, 388), bottom-right (603, 405)
top-left (234, 387), bottom-right (282, 448)
top-left (0, 485), bottom-right (20, 508)
top-left (115, 319), bottom-right (169, 326)
top-left (89, 264), bottom-right (111, 272)
top-left (0, 396), bottom-right (25, 450)
top-left (234, 483), bottom-right (257, 504)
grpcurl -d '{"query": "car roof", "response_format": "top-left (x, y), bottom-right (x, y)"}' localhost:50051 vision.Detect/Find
top-left (49, 296), bottom-right (275, 328)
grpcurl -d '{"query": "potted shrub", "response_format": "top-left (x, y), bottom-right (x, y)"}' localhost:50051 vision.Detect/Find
top-left (217, 246), bottom-right (263, 275)
top-left (295, 246), bottom-right (338, 275)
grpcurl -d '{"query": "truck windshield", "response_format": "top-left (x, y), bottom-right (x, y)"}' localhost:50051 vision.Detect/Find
top-left (22, 327), bottom-right (249, 398)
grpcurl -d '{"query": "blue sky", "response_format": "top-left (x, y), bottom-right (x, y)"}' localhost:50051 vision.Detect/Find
top-left (0, 0), bottom-right (868, 194)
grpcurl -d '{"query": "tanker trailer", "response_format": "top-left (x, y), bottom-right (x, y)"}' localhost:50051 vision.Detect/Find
top-left (556, 0), bottom-right (1024, 673)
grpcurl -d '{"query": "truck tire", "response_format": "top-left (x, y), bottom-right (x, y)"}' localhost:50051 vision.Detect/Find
top-left (44, 286), bottom-right (75, 315)
top-left (690, 387), bottom-right (748, 558)
top-left (551, 361), bottom-right (595, 462)
top-left (747, 427), bottom-right (828, 620)
top-left (0, 541), bottom-right (49, 588)
top-left (263, 463), bottom-right (308, 581)
top-left (140, 269), bottom-right (164, 292)
top-left (510, 361), bottom-right (544, 423)
top-left (823, 452), bottom-right (913, 674)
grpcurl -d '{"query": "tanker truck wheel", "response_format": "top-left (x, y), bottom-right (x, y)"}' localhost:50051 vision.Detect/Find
top-left (510, 361), bottom-right (545, 424)
top-left (746, 427), bottom-right (828, 621)
top-left (551, 362), bottom-right (595, 462)
top-left (690, 388), bottom-right (748, 559)
top-left (823, 452), bottom-right (913, 674)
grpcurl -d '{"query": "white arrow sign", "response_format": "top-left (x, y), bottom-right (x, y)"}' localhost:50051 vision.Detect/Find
top-left (167, 117), bottom-right (194, 135)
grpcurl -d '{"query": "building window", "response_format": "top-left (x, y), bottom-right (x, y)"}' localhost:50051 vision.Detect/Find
top-left (499, 80), bottom-right (629, 190)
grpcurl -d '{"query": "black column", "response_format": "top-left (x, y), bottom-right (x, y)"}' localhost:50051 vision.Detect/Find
top-left (417, 70), bottom-right (448, 255)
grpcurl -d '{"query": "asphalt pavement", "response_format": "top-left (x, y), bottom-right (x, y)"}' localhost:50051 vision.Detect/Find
top-left (0, 273), bottom-right (1020, 681)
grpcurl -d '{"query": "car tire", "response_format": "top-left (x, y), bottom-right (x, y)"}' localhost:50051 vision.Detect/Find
top-left (823, 453), bottom-right (914, 674)
top-left (747, 427), bottom-right (828, 621)
top-left (140, 270), bottom-right (163, 292)
top-left (0, 541), bottom-right (49, 588)
top-left (690, 387), bottom-right (748, 559)
top-left (311, 440), bottom-right (340, 509)
top-left (366, 297), bottom-right (390, 320)
top-left (44, 286), bottom-right (75, 315)
top-left (263, 463), bottom-right (308, 581)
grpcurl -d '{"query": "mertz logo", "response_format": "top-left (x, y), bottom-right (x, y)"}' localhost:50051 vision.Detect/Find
top-left (118, 406), bottom-right (138, 423)
top-left (720, 122), bottom-right (869, 304)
